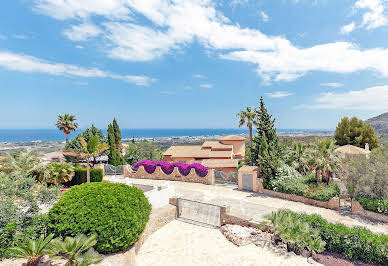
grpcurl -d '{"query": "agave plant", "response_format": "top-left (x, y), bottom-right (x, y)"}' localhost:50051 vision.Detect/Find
top-left (8, 234), bottom-right (54, 266)
top-left (48, 234), bottom-right (103, 266)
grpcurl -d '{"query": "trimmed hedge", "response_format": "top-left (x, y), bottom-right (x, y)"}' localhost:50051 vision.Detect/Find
top-left (65, 167), bottom-right (103, 186)
top-left (47, 182), bottom-right (151, 254)
top-left (283, 210), bottom-right (388, 265)
top-left (357, 195), bottom-right (388, 216)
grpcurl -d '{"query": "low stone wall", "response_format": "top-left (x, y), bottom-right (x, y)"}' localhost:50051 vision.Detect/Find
top-left (124, 165), bottom-right (215, 185)
top-left (256, 178), bottom-right (340, 211)
top-left (351, 200), bottom-right (388, 223)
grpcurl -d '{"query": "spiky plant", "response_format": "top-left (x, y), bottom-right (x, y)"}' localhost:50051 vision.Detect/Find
top-left (56, 114), bottom-right (79, 143)
top-left (265, 210), bottom-right (325, 256)
top-left (3, 150), bottom-right (49, 180)
top-left (48, 234), bottom-right (103, 266)
top-left (45, 162), bottom-right (75, 185)
top-left (8, 234), bottom-right (54, 266)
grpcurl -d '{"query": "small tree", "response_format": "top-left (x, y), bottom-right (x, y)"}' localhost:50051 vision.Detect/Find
top-left (251, 97), bottom-right (281, 188)
top-left (335, 117), bottom-right (378, 149)
top-left (308, 139), bottom-right (339, 183)
top-left (56, 114), bottom-right (78, 143)
top-left (107, 120), bottom-right (123, 166)
top-left (64, 136), bottom-right (108, 183)
top-left (236, 107), bottom-right (258, 148)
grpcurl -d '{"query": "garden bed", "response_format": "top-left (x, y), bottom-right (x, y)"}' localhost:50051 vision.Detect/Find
top-left (257, 178), bottom-right (340, 211)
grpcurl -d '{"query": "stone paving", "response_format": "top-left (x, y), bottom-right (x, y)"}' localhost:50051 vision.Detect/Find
top-left (122, 177), bottom-right (388, 234)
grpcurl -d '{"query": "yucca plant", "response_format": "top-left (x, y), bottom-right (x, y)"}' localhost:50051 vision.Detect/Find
top-left (48, 234), bottom-right (103, 266)
top-left (8, 234), bottom-right (54, 266)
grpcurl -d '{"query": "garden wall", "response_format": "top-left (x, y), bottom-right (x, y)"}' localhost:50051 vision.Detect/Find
top-left (351, 200), bottom-right (388, 223)
top-left (124, 165), bottom-right (215, 185)
top-left (256, 178), bottom-right (340, 211)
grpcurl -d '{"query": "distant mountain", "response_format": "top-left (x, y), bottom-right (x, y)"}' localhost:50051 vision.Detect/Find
top-left (365, 112), bottom-right (388, 132)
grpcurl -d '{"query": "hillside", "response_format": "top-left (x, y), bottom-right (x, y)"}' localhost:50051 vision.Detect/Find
top-left (366, 112), bottom-right (388, 147)
top-left (366, 112), bottom-right (388, 132)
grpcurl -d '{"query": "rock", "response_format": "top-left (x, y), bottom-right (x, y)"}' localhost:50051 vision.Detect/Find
top-left (307, 257), bottom-right (315, 264)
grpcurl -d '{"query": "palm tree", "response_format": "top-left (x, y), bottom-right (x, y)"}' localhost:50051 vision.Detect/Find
top-left (8, 234), bottom-right (55, 266)
top-left (308, 139), bottom-right (339, 183)
top-left (236, 107), bottom-right (258, 148)
top-left (63, 136), bottom-right (108, 183)
top-left (286, 143), bottom-right (309, 174)
top-left (4, 150), bottom-right (49, 180)
top-left (48, 234), bottom-right (103, 266)
top-left (45, 162), bottom-right (75, 185)
top-left (56, 114), bottom-right (79, 143)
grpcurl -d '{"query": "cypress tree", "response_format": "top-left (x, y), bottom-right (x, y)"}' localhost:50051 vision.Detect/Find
top-left (251, 97), bottom-right (281, 189)
top-left (112, 118), bottom-right (124, 165)
top-left (108, 124), bottom-right (118, 166)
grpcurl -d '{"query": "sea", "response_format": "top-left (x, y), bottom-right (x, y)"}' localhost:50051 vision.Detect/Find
top-left (0, 128), bottom-right (332, 143)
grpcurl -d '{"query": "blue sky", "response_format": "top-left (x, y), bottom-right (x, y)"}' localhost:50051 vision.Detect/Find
top-left (1, 0), bottom-right (388, 130)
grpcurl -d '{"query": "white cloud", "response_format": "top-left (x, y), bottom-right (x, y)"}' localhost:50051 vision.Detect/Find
top-left (63, 22), bottom-right (102, 41)
top-left (75, 45), bottom-right (84, 49)
top-left (13, 34), bottom-right (28, 40)
top-left (31, 0), bottom-right (388, 83)
top-left (265, 91), bottom-right (292, 98)
top-left (32, 0), bottom-right (131, 20)
top-left (73, 81), bottom-right (88, 86)
top-left (160, 90), bottom-right (176, 95)
top-left (0, 51), bottom-right (154, 86)
top-left (340, 22), bottom-right (356, 34)
top-left (308, 85), bottom-right (388, 110)
top-left (320, 82), bottom-right (344, 87)
top-left (260, 11), bottom-right (269, 22)
top-left (193, 74), bottom-right (205, 78)
top-left (222, 42), bottom-right (388, 82)
top-left (200, 84), bottom-right (213, 88)
top-left (356, 0), bottom-right (387, 29)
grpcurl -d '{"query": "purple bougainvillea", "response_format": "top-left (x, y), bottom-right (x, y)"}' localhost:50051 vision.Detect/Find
top-left (132, 160), bottom-right (209, 177)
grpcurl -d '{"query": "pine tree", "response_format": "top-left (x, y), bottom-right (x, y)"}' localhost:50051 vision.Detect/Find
top-left (107, 124), bottom-right (118, 166)
top-left (251, 97), bottom-right (281, 189)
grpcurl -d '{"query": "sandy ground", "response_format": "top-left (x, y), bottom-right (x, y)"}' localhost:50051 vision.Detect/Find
top-left (136, 220), bottom-right (321, 266)
top-left (121, 177), bottom-right (388, 234)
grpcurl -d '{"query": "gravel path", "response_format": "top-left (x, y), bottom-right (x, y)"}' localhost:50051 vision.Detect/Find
top-left (136, 220), bottom-right (321, 266)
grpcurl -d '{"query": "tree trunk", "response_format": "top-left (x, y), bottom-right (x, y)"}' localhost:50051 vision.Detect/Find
top-left (249, 125), bottom-right (253, 148)
top-left (27, 256), bottom-right (41, 266)
top-left (65, 133), bottom-right (69, 143)
top-left (86, 158), bottom-right (90, 183)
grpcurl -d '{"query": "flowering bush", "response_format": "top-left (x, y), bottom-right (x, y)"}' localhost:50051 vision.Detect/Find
top-left (271, 163), bottom-right (339, 202)
top-left (132, 160), bottom-right (209, 177)
top-left (133, 160), bottom-right (156, 174)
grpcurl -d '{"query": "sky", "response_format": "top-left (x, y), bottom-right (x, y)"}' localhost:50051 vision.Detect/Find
top-left (0, 0), bottom-right (388, 130)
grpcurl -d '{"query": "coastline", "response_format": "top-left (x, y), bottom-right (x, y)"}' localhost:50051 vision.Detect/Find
top-left (0, 131), bottom-right (333, 155)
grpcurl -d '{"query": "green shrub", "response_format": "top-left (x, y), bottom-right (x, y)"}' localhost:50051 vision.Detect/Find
top-left (287, 210), bottom-right (388, 265)
top-left (264, 210), bottom-right (325, 256)
top-left (65, 167), bottom-right (103, 186)
top-left (356, 195), bottom-right (388, 215)
top-left (271, 164), bottom-right (339, 201)
top-left (47, 182), bottom-right (151, 254)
